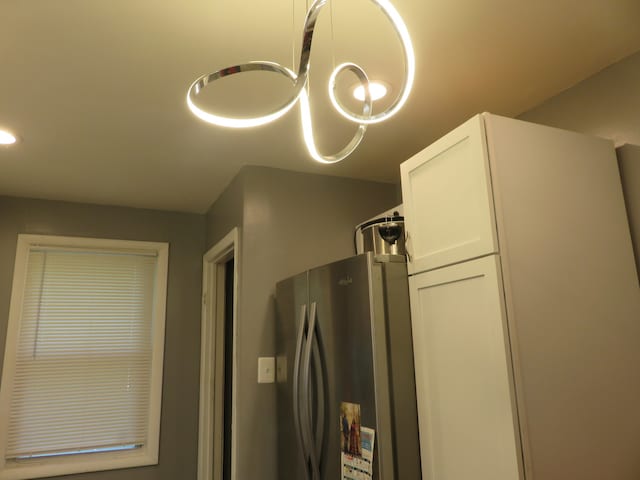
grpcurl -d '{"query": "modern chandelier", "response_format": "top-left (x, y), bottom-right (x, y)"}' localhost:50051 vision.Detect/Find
top-left (186, 0), bottom-right (415, 164)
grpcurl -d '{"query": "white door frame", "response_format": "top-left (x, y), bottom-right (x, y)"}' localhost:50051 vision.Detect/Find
top-left (198, 228), bottom-right (239, 480)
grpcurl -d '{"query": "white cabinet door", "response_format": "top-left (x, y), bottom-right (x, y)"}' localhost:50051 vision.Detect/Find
top-left (401, 114), bottom-right (499, 275)
top-left (409, 255), bottom-right (522, 480)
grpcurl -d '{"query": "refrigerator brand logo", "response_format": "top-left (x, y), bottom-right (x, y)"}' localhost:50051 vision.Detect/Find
top-left (338, 276), bottom-right (353, 287)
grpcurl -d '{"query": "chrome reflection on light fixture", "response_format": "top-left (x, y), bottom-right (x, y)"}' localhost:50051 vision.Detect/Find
top-left (187, 62), bottom-right (299, 129)
top-left (186, 0), bottom-right (414, 164)
top-left (300, 63), bottom-right (372, 164)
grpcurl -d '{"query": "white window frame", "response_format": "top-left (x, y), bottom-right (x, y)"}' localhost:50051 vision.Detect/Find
top-left (0, 234), bottom-right (169, 480)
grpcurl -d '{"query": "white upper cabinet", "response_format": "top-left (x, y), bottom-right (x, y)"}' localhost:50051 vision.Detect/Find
top-left (400, 115), bottom-right (498, 275)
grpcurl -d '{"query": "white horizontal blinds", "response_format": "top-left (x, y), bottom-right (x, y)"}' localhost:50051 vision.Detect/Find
top-left (6, 248), bottom-right (158, 459)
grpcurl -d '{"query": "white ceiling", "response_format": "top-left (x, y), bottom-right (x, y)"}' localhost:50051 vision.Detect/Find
top-left (1, 0), bottom-right (639, 213)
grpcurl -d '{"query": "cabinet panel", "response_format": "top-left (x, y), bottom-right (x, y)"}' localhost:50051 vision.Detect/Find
top-left (485, 115), bottom-right (640, 479)
top-left (401, 115), bottom-right (498, 275)
top-left (409, 255), bottom-right (521, 480)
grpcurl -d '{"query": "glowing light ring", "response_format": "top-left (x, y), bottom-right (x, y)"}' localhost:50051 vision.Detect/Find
top-left (186, 0), bottom-right (414, 162)
top-left (187, 62), bottom-right (299, 128)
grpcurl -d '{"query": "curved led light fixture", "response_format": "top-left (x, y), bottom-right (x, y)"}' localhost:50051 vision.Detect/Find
top-left (186, 0), bottom-right (414, 163)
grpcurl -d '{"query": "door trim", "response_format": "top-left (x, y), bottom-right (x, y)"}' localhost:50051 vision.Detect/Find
top-left (198, 228), bottom-right (239, 480)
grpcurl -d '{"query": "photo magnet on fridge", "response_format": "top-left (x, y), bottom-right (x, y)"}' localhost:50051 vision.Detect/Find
top-left (340, 401), bottom-right (362, 456)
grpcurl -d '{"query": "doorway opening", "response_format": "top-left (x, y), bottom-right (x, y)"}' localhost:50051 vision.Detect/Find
top-left (222, 257), bottom-right (233, 480)
top-left (198, 228), bottom-right (239, 480)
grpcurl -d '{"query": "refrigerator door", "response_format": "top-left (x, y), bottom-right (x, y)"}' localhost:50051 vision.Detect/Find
top-left (381, 260), bottom-right (422, 480)
top-left (276, 271), bottom-right (310, 480)
top-left (308, 253), bottom-right (393, 480)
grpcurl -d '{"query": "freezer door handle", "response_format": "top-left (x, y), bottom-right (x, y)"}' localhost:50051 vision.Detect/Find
top-left (301, 301), bottom-right (324, 480)
top-left (293, 303), bottom-right (311, 480)
top-left (310, 302), bottom-right (325, 464)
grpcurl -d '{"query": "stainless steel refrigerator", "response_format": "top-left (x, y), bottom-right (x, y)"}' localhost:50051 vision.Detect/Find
top-left (275, 253), bottom-right (421, 480)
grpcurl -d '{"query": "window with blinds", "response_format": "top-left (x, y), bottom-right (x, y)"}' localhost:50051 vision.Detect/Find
top-left (0, 235), bottom-right (168, 480)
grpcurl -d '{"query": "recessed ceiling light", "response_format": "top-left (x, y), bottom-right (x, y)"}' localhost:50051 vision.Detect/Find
top-left (353, 82), bottom-right (389, 102)
top-left (0, 129), bottom-right (18, 145)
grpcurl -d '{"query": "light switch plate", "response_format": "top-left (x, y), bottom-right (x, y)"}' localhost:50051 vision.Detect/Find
top-left (258, 356), bottom-right (275, 384)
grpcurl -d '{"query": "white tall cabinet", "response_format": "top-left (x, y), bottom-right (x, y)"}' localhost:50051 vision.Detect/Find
top-left (401, 114), bottom-right (640, 480)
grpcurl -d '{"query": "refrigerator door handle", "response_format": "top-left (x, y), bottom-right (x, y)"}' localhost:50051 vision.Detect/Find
top-left (293, 303), bottom-right (311, 480)
top-left (301, 302), bottom-right (321, 480)
top-left (310, 302), bottom-right (325, 464)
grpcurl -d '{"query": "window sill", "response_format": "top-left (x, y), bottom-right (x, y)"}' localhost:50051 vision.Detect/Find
top-left (0, 447), bottom-right (158, 480)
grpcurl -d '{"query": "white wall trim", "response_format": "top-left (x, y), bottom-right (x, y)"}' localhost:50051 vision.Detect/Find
top-left (198, 228), bottom-right (239, 480)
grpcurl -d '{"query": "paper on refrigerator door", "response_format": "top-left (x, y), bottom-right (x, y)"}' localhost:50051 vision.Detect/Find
top-left (360, 426), bottom-right (375, 464)
top-left (342, 452), bottom-right (370, 480)
top-left (341, 426), bottom-right (375, 480)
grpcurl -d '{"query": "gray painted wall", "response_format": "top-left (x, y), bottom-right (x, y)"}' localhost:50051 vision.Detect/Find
top-left (206, 170), bottom-right (245, 249)
top-left (205, 166), bottom-right (398, 480)
top-left (519, 50), bottom-right (640, 147)
top-left (617, 145), bottom-right (640, 281)
top-left (517, 50), bottom-right (640, 283)
top-left (0, 196), bottom-right (206, 480)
